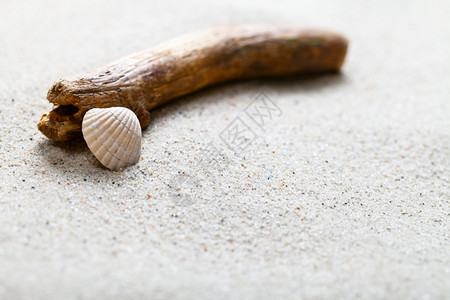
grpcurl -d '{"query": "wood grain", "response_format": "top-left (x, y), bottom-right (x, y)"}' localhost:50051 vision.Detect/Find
top-left (38, 25), bottom-right (348, 141)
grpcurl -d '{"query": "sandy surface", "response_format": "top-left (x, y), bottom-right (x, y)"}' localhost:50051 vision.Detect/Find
top-left (0, 0), bottom-right (449, 299)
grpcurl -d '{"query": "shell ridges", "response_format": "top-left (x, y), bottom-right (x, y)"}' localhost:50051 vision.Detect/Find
top-left (82, 107), bottom-right (142, 170)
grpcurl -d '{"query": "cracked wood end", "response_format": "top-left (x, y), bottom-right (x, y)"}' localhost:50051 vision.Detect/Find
top-left (38, 25), bottom-right (348, 141)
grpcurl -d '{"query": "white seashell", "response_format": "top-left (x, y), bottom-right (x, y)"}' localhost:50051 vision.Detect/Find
top-left (82, 107), bottom-right (142, 170)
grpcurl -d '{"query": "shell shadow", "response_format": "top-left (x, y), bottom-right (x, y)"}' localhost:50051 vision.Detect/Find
top-left (35, 137), bottom-right (108, 177)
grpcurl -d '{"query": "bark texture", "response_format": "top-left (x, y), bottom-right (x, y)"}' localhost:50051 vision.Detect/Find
top-left (38, 25), bottom-right (348, 141)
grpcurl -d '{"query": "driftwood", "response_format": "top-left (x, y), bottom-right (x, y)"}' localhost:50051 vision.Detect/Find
top-left (38, 25), bottom-right (348, 141)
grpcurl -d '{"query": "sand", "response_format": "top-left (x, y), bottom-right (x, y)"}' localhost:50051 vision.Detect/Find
top-left (0, 0), bottom-right (449, 299)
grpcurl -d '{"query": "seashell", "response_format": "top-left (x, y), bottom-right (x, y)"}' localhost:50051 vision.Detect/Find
top-left (82, 107), bottom-right (142, 170)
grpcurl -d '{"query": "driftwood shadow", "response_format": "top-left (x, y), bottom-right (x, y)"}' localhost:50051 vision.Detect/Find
top-left (147, 72), bottom-right (349, 130)
top-left (36, 72), bottom-right (348, 172)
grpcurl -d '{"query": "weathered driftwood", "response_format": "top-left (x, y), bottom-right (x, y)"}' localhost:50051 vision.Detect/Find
top-left (38, 25), bottom-right (348, 141)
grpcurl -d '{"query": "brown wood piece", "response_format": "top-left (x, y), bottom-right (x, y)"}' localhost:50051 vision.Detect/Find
top-left (37, 25), bottom-right (348, 141)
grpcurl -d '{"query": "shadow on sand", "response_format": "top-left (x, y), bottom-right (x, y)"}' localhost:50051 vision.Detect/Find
top-left (36, 72), bottom-right (348, 175)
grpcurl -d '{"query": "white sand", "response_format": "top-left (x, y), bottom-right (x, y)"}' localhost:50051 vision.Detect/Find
top-left (0, 0), bottom-right (449, 299)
